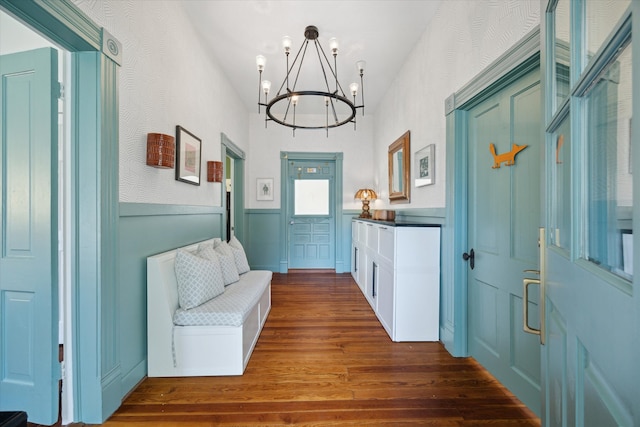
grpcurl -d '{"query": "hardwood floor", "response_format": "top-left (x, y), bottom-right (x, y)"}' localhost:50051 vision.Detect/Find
top-left (97, 272), bottom-right (539, 426)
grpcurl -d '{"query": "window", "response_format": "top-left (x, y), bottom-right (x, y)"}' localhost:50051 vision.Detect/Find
top-left (551, 114), bottom-right (572, 251)
top-left (583, 42), bottom-right (632, 280)
top-left (554, 0), bottom-right (571, 112)
top-left (547, 0), bottom-right (633, 283)
top-left (294, 179), bottom-right (329, 215)
top-left (585, 0), bottom-right (630, 63)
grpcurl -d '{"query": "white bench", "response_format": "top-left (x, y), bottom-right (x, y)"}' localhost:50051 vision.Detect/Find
top-left (146, 239), bottom-right (271, 377)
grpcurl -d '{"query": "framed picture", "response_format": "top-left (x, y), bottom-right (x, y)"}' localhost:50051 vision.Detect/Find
top-left (175, 125), bottom-right (202, 185)
top-left (256, 178), bottom-right (274, 201)
top-left (415, 144), bottom-right (435, 187)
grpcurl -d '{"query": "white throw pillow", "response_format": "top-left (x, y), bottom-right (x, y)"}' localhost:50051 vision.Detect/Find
top-left (203, 244), bottom-right (239, 285)
top-left (174, 249), bottom-right (225, 310)
top-left (228, 236), bottom-right (250, 274)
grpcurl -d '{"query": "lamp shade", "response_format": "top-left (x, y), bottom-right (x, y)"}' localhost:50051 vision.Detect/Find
top-left (207, 161), bottom-right (224, 182)
top-left (354, 188), bottom-right (377, 200)
top-left (146, 133), bottom-right (175, 169)
top-left (355, 188), bottom-right (377, 219)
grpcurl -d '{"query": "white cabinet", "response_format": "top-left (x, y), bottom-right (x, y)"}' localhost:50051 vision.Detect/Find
top-left (351, 219), bottom-right (440, 342)
top-left (351, 221), bottom-right (366, 292)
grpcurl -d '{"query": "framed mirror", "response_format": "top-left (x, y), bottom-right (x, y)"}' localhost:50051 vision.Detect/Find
top-left (388, 130), bottom-right (411, 204)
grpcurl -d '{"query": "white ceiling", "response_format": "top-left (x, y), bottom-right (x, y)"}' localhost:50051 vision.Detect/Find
top-left (182, 1), bottom-right (442, 116)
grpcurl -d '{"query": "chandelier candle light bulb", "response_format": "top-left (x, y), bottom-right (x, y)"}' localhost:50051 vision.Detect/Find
top-left (357, 60), bottom-right (366, 115)
top-left (282, 36), bottom-right (292, 54)
top-left (256, 55), bottom-right (266, 113)
top-left (329, 37), bottom-right (339, 55)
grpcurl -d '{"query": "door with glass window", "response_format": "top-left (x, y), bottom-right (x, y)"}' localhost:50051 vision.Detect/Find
top-left (542, 1), bottom-right (638, 425)
top-left (287, 160), bottom-right (336, 269)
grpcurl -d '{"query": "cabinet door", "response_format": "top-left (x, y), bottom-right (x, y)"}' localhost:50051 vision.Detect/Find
top-left (376, 262), bottom-right (395, 339)
top-left (351, 244), bottom-right (358, 281)
top-left (357, 250), bottom-right (367, 293)
top-left (378, 226), bottom-right (394, 264)
top-left (351, 222), bottom-right (357, 242)
top-left (365, 223), bottom-right (378, 251)
top-left (364, 258), bottom-right (377, 309)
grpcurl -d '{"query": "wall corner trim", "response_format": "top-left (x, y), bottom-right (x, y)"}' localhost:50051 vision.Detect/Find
top-left (101, 28), bottom-right (122, 65)
top-left (444, 94), bottom-right (456, 116)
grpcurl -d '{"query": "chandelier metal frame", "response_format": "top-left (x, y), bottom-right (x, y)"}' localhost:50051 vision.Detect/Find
top-left (256, 25), bottom-right (365, 135)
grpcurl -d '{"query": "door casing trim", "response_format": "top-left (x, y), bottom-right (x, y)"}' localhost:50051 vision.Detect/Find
top-left (279, 151), bottom-right (344, 273)
top-left (221, 133), bottom-right (245, 243)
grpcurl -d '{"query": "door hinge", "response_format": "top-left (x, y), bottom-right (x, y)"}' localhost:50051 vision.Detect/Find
top-left (57, 82), bottom-right (64, 100)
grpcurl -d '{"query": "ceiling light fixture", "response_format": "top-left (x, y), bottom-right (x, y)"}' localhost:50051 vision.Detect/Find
top-left (256, 25), bottom-right (365, 136)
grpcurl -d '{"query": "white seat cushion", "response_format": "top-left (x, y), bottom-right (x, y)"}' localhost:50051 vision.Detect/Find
top-left (173, 270), bottom-right (272, 327)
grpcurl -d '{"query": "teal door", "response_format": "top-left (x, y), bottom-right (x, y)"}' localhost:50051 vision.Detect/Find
top-left (287, 160), bottom-right (335, 269)
top-left (466, 66), bottom-right (542, 415)
top-left (0, 48), bottom-right (59, 424)
top-left (542, 2), bottom-right (637, 425)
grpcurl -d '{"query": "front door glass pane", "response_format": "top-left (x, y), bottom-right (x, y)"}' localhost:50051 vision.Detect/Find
top-left (294, 179), bottom-right (329, 215)
top-left (551, 115), bottom-right (571, 251)
top-left (584, 42), bottom-right (632, 281)
top-left (554, 0), bottom-right (570, 112)
top-left (585, 0), bottom-right (630, 63)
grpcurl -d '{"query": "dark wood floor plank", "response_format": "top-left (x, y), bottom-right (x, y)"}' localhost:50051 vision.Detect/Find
top-left (90, 272), bottom-right (539, 426)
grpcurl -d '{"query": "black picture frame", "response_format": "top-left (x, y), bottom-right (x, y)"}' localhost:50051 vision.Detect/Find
top-left (175, 125), bottom-right (202, 185)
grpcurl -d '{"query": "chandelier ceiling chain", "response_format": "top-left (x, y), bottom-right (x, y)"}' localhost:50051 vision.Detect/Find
top-left (256, 25), bottom-right (366, 136)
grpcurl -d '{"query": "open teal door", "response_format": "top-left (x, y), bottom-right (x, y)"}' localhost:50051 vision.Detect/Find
top-left (541, 1), bottom-right (638, 425)
top-left (0, 47), bottom-right (59, 424)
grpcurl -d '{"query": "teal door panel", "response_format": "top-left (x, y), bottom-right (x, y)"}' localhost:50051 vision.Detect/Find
top-left (542, 8), bottom-right (637, 423)
top-left (467, 67), bottom-right (542, 415)
top-left (287, 160), bottom-right (335, 269)
top-left (0, 48), bottom-right (59, 424)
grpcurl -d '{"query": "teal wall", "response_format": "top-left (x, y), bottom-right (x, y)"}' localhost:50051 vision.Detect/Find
top-left (245, 209), bottom-right (280, 271)
top-left (118, 203), bottom-right (223, 393)
top-left (244, 207), bottom-right (444, 275)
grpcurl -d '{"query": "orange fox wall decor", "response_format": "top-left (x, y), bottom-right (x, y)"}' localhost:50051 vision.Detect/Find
top-left (489, 143), bottom-right (528, 169)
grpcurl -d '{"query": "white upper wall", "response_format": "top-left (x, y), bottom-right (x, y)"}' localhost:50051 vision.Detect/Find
top-left (71, 0), bottom-right (540, 211)
top-left (72, 0), bottom-right (249, 206)
top-left (371, 0), bottom-right (540, 211)
top-left (247, 113), bottom-right (374, 211)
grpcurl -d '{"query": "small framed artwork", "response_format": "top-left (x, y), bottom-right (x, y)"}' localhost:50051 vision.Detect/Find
top-left (175, 125), bottom-right (202, 185)
top-left (415, 144), bottom-right (435, 187)
top-left (256, 178), bottom-right (274, 201)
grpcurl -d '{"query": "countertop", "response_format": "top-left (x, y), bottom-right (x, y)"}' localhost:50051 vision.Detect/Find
top-left (352, 217), bottom-right (440, 228)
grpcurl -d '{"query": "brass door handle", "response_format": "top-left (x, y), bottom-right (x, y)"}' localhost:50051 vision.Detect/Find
top-left (522, 227), bottom-right (546, 345)
top-left (523, 278), bottom-right (541, 336)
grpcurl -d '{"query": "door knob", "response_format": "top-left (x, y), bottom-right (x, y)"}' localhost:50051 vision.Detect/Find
top-left (462, 248), bottom-right (475, 270)
top-left (289, 220), bottom-right (294, 225)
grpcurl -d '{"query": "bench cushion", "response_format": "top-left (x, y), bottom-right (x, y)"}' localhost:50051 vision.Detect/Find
top-left (173, 270), bottom-right (272, 327)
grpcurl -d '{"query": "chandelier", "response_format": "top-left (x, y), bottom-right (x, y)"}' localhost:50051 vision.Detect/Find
top-left (256, 25), bottom-right (365, 136)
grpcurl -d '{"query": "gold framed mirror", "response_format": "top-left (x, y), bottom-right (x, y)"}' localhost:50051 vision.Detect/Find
top-left (388, 130), bottom-right (411, 204)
